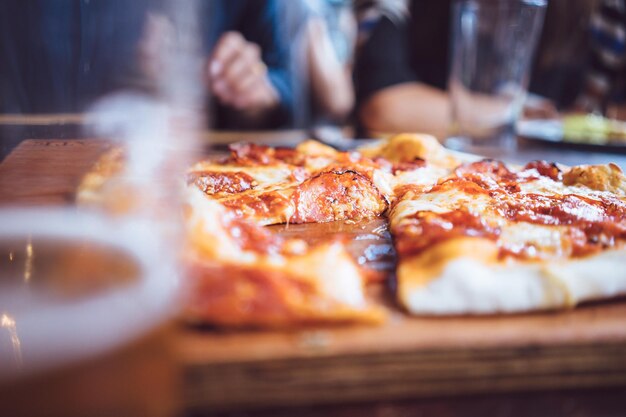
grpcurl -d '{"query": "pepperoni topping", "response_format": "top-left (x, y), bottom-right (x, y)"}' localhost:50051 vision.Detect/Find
top-left (372, 156), bottom-right (426, 174)
top-left (496, 193), bottom-right (618, 226)
top-left (431, 177), bottom-right (491, 196)
top-left (396, 181), bottom-right (626, 259)
top-left (454, 159), bottom-right (517, 180)
top-left (188, 171), bottom-right (255, 195)
top-left (395, 210), bottom-right (500, 257)
top-left (496, 193), bottom-right (626, 257)
top-left (524, 160), bottom-right (562, 181)
top-left (229, 143), bottom-right (304, 166)
top-left (455, 160), bottom-right (562, 190)
top-left (291, 170), bottom-right (388, 224)
top-left (395, 157), bottom-right (626, 259)
top-left (453, 160), bottom-right (523, 192)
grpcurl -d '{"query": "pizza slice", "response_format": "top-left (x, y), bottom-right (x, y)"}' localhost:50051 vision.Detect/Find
top-left (187, 134), bottom-right (471, 227)
top-left (391, 157), bottom-right (626, 314)
top-left (184, 188), bottom-right (384, 326)
top-left (78, 132), bottom-right (626, 324)
top-left (187, 140), bottom-right (394, 225)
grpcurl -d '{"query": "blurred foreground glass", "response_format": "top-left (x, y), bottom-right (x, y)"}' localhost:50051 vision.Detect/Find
top-left (0, 0), bottom-right (203, 384)
top-left (446, 0), bottom-right (546, 154)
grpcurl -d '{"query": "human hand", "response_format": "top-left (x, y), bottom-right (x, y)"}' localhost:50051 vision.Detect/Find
top-left (207, 32), bottom-right (279, 113)
top-left (522, 94), bottom-right (559, 120)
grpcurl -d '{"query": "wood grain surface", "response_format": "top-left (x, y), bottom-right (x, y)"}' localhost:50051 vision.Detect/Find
top-left (178, 298), bottom-right (626, 411)
top-left (0, 139), bottom-right (111, 206)
top-left (2, 139), bottom-right (626, 414)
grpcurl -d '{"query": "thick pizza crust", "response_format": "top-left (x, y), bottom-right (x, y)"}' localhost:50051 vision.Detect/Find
top-left (185, 188), bottom-right (384, 326)
top-left (398, 237), bottom-right (626, 315)
top-left (77, 134), bottom-right (626, 322)
top-left (185, 244), bottom-right (385, 327)
top-left (359, 133), bottom-right (447, 163)
top-left (358, 133), bottom-right (477, 169)
top-left (391, 148), bottom-right (626, 315)
top-left (562, 163), bottom-right (626, 195)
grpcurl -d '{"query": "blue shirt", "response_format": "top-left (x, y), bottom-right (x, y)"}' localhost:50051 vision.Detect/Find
top-left (0, 0), bottom-right (293, 128)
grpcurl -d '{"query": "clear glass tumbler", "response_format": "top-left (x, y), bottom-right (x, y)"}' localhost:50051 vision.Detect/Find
top-left (446, 0), bottom-right (546, 154)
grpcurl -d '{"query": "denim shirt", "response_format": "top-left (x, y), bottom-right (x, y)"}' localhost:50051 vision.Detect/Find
top-left (0, 0), bottom-right (293, 128)
top-left (0, 0), bottom-right (150, 113)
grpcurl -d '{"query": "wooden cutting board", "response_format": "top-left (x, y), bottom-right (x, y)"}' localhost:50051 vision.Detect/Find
top-left (2, 140), bottom-right (626, 413)
top-left (0, 139), bottom-right (113, 206)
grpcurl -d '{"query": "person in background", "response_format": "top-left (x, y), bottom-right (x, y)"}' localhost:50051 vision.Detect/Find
top-left (576, 0), bottom-right (626, 119)
top-left (201, 0), bottom-right (293, 129)
top-left (353, 0), bottom-right (593, 138)
top-left (525, 0), bottom-right (595, 118)
top-left (353, 0), bottom-right (450, 138)
top-left (0, 0), bottom-right (293, 130)
top-left (282, 0), bottom-right (356, 136)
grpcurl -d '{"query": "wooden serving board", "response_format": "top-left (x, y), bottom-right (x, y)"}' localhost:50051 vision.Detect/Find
top-left (0, 139), bottom-right (113, 206)
top-left (177, 302), bottom-right (626, 412)
top-left (177, 219), bottom-right (626, 411)
top-left (2, 140), bottom-right (626, 413)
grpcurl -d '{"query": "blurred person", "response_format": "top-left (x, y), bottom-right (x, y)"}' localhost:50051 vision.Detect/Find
top-left (282, 0), bottom-right (356, 133)
top-left (529, 0), bottom-right (595, 106)
top-left (353, 0), bottom-right (592, 138)
top-left (202, 0), bottom-right (293, 129)
top-left (353, 0), bottom-right (450, 138)
top-left (576, 0), bottom-right (626, 118)
top-left (0, 0), bottom-right (292, 130)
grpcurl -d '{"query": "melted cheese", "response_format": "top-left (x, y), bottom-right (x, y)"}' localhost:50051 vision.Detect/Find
top-left (393, 166), bottom-right (450, 189)
top-left (499, 222), bottom-right (567, 258)
top-left (391, 187), bottom-right (493, 228)
top-left (518, 174), bottom-right (616, 202)
top-left (394, 161), bottom-right (626, 260)
top-left (395, 161), bottom-right (626, 315)
top-left (189, 163), bottom-right (295, 189)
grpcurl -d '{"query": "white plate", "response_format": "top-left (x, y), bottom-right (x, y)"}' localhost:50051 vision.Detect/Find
top-left (517, 119), bottom-right (626, 153)
top-left (0, 208), bottom-right (179, 381)
top-left (516, 119), bottom-right (564, 142)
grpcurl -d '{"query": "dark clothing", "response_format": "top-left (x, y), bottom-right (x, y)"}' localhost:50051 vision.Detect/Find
top-left (0, 0), bottom-right (292, 129)
top-left (202, 0), bottom-right (292, 129)
top-left (0, 0), bottom-right (150, 114)
top-left (580, 0), bottom-right (626, 110)
top-left (354, 0), bottom-right (585, 115)
top-left (354, 1), bottom-right (449, 109)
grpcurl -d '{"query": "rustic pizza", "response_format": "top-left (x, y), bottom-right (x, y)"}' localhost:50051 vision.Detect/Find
top-left (78, 133), bottom-right (626, 326)
top-left (391, 158), bottom-right (626, 315)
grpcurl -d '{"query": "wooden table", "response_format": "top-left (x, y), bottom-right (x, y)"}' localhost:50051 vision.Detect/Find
top-left (2, 139), bottom-right (626, 417)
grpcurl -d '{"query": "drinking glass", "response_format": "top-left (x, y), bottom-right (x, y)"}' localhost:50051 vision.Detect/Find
top-left (446, 0), bottom-right (547, 154)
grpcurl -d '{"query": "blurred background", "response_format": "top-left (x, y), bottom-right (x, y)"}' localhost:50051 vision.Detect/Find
top-left (0, 0), bottom-right (624, 159)
top-left (2, 1), bottom-right (626, 416)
